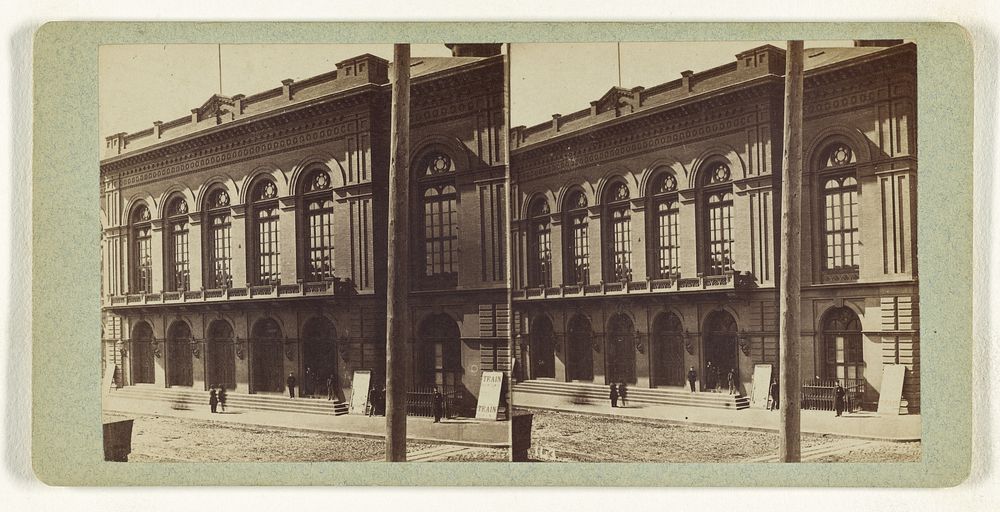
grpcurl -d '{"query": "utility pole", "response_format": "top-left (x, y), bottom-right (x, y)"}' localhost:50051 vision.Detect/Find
top-left (779, 40), bottom-right (804, 463)
top-left (385, 43), bottom-right (411, 462)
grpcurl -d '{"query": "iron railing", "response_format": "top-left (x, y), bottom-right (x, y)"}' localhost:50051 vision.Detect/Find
top-left (406, 384), bottom-right (463, 418)
top-left (801, 378), bottom-right (865, 412)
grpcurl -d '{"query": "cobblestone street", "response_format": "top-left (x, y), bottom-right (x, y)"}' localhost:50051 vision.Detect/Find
top-left (524, 410), bottom-right (921, 463)
top-left (105, 413), bottom-right (509, 462)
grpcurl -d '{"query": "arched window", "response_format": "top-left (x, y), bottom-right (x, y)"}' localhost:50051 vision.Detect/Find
top-left (822, 307), bottom-right (864, 382)
top-left (250, 179), bottom-right (280, 285)
top-left (701, 163), bottom-right (734, 276)
top-left (300, 169), bottom-right (335, 281)
top-left (649, 173), bottom-right (680, 279)
top-left (165, 196), bottom-right (190, 291)
top-left (130, 204), bottom-right (153, 293)
top-left (603, 181), bottom-right (632, 282)
top-left (527, 198), bottom-right (552, 287)
top-left (204, 188), bottom-right (232, 288)
top-left (818, 143), bottom-right (860, 273)
top-left (563, 190), bottom-right (589, 285)
top-left (418, 314), bottom-right (462, 389)
top-left (417, 151), bottom-right (458, 288)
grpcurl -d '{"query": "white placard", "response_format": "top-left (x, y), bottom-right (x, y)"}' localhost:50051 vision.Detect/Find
top-left (877, 364), bottom-right (906, 415)
top-left (750, 364), bottom-right (772, 409)
top-left (349, 370), bottom-right (372, 415)
top-left (475, 371), bottom-right (504, 420)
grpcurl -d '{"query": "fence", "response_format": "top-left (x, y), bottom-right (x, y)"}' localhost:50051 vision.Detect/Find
top-left (801, 378), bottom-right (865, 412)
top-left (406, 384), bottom-right (463, 418)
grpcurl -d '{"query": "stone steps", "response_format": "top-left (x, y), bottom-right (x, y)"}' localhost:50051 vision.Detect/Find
top-left (109, 385), bottom-right (351, 416)
top-left (513, 379), bottom-right (750, 410)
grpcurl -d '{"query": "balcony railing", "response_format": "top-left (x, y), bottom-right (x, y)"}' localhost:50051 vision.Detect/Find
top-left (104, 279), bottom-right (348, 307)
top-left (512, 271), bottom-right (756, 300)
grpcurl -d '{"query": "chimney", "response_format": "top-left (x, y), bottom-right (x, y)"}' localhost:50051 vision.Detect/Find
top-left (681, 70), bottom-right (694, 92)
top-left (232, 94), bottom-right (245, 115)
top-left (590, 101), bottom-right (599, 116)
top-left (153, 121), bottom-right (163, 139)
top-left (105, 132), bottom-right (127, 156)
top-left (445, 43), bottom-right (502, 57)
top-left (190, 108), bottom-right (199, 124)
top-left (335, 54), bottom-right (389, 85)
top-left (552, 114), bottom-right (562, 132)
top-left (281, 79), bottom-right (294, 100)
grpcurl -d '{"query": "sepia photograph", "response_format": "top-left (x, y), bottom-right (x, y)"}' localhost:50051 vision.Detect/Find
top-left (507, 41), bottom-right (920, 462)
top-left (98, 42), bottom-right (511, 462)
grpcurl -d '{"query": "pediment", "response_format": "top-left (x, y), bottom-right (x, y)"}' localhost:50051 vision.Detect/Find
top-left (197, 94), bottom-right (235, 118)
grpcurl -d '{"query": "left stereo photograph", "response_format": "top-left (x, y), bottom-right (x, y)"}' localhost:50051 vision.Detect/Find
top-left (99, 43), bottom-right (513, 463)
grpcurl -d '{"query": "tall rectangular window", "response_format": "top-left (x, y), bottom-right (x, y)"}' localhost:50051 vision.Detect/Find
top-left (569, 214), bottom-right (589, 284)
top-left (656, 200), bottom-right (680, 277)
top-left (134, 226), bottom-right (152, 293)
top-left (529, 219), bottom-right (552, 287)
top-left (256, 207), bottom-right (280, 285)
top-left (306, 199), bottom-right (335, 281)
top-left (169, 221), bottom-right (190, 291)
top-left (423, 185), bottom-right (458, 278)
top-left (209, 213), bottom-right (232, 288)
top-left (707, 192), bottom-right (734, 275)
top-left (823, 176), bottom-right (860, 269)
top-left (611, 207), bottom-right (632, 280)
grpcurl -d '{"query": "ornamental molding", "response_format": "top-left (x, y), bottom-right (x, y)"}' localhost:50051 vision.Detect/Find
top-left (514, 106), bottom-right (762, 181)
top-left (104, 114), bottom-right (371, 188)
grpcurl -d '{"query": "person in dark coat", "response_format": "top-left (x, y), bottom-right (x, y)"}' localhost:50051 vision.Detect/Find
top-left (618, 382), bottom-right (628, 407)
top-left (705, 361), bottom-right (716, 392)
top-left (609, 383), bottom-right (619, 408)
top-left (768, 378), bottom-right (779, 410)
top-left (326, 374), bottom-right (336, 401)
top-left (286, 372), bottom-right (297, 399)
top-left (218, 386), bottom-right (227, 413)
top-left (209, 386), bottom-right (218, 413)
top-left (834, 382), bottom-right (846, 417)
top-left (727, 368), bottom-right (737, 395)
top-left (379, 385), bottom-right (387, 416)
top-left (687, 367), bottom-right (697, 393)
top-left (432, 387), bottom-right (444, 423)
top-left (367, 384), bottom-right (379, 417)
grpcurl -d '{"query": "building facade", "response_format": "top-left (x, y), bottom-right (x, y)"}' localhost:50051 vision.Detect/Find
top-left (509, 42), bottom-right (918, 411)
top-left (100, 45), bottom-right (508, 413)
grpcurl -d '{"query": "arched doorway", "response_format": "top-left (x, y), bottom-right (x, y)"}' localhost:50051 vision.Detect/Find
top-left (302, 317), bottom-right (338, 398)
top-left (418, 314), bottom-right (462, 389)
top-left (566, 314), bottom-right (594, 381)
top-left (652, 312), bottom-right (685, 387)
top-left (251, 318), bottom-right (285, 393)
top-left (703, 310), bottom-right (738, 391)
top-left (167, 321), bottom-right (193, 387)
top-left (207, 320), bottom-right (236, 390)
top-left (529, 316), bottom-right (556, 379)
top-left (131, 321), bottom-right (155, 384)
top-left (607, 313), bottom-right (636, 384)
top-left (821, 307), bottom-right (864, 382)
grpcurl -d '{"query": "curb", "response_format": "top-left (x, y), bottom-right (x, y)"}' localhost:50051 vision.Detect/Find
top-left (514, 405), bottom-right (921, 442)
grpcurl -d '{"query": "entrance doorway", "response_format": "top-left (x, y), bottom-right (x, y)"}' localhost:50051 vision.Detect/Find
top-left (251, 318), bottom-right (284, 393)
top-left (302, 317), bottom-right (337, 398)
top-left (131, 321), bottom-right (155, 384)
top-left (606, 313), bottom-right (636, 384)
top-left (207, 320), bottom-right (236, 390)
top-left (703, 310), bottom-right (738, 391)
top-left (566, 314), bottom-right (594, 381)
top-left (167, 321), bottom-right (193, 387)
top-left (652, 312), bottom-right (685, 387)
top-left (529, 316), bottom-right (555, 379)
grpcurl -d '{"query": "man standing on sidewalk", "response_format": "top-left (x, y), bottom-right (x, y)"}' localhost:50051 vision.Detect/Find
top-left (286, 372), bottom-right (297, 399)
top-left (834, 382), bottom-right (846, 417)
top-left (687, 367), bottom-right (697, 393)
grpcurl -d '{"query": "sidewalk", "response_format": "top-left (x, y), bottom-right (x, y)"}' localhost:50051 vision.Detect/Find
top-left (103, 394), bottom-right (510, 448)
top-left (513, 392), bottom-right (920, 441)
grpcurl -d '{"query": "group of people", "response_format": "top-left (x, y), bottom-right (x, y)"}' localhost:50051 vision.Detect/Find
top-left (608, 382), bottom-right (629, 408)
top-left (284, 371), bottom-right (340, 401)
top-left (684, 363), bottom-right (738, 395)
top-left (207, 385), bottom-right (228, 413)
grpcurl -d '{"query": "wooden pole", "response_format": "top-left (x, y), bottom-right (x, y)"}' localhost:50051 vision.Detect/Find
top-left (779, 40), bottom-right (804, 463)
top-left (385, 43), bottom-right (411, 462)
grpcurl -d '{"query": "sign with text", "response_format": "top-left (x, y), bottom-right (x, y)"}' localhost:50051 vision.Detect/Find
top-left (877, 364), bottom-right (906, 416)
top-left (750, 364), bottom-right (773, 409)
top-left (349, 370), bottom-right (372, 415)
top-left (475, 371), bottom-right (505, 420)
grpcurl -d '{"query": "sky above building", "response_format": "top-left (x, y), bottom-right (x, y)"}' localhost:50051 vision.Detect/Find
top-left (100, 41), bottom-right (855, 146)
